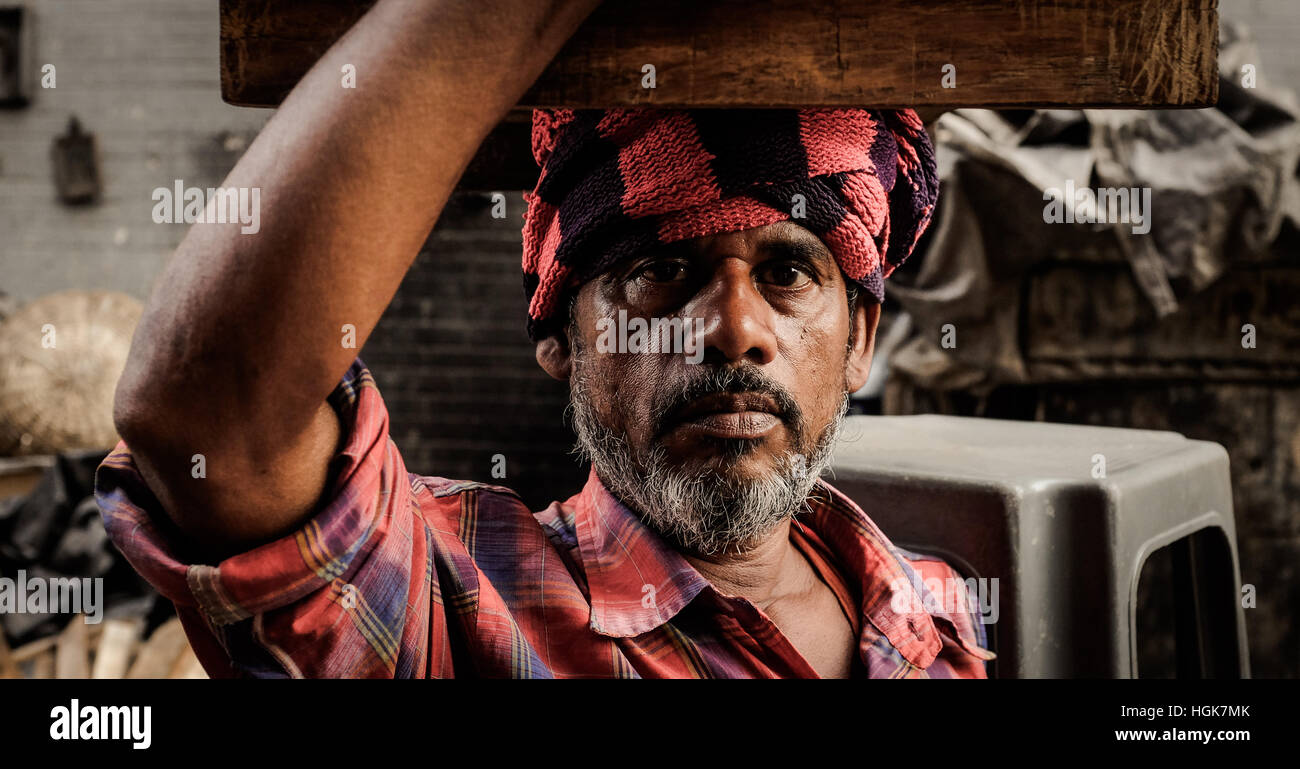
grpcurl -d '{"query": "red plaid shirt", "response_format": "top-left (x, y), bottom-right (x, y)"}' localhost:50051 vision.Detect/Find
top-left (96, 359), bottom-right (995, 678)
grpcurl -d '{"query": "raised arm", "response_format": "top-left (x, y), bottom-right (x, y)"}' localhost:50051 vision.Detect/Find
top-left (113, 0), bottom-right (602, 556)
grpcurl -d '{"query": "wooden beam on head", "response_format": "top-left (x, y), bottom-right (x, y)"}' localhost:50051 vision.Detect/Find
top-left (220, 0), bottom-right (1219, 190)
top-left (221, 0), bottom-right (1219, 109)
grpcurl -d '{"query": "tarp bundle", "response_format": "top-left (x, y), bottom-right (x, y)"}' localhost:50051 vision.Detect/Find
top-left (885, 23), bottom-right (1300, 393)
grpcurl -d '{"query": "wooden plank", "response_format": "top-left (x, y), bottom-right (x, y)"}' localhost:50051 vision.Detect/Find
top-left (10, 634), bottom-right (57, 664)
top-left (221, 0), bottom-right (1218, 109)
top-left (168, 646), bottom-right (209, 679)
top-left (126, 618), bottom-right (189, 679)
top-left (0, 631), bottom-right (21, 679)
top-left (91, 619), bottom-right (142, 679)
top-left (1023, 264), bottom-right (1300, 381)
top-left (54, 616), bottom-right (90, 679)
top-left (28, 649), bottom-right (56, 680)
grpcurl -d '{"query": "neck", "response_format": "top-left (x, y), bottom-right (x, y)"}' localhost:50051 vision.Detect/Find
top-left (683, 519), bottom-right (814, 610)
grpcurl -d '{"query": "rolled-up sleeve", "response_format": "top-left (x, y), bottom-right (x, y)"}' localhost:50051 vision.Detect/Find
top-left (95, 358), bottom-right (441, 678)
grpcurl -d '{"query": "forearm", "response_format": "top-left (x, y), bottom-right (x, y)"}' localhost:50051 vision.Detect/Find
top-left (117, 0), bottom-right (600, 447)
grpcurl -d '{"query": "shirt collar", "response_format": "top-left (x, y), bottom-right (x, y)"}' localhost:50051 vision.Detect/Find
top-left (800, 480), bottom-right (946, 670)
top-left (565, 466), bottom-right (945, 670)
top-left (568, 466), bottom-right (712, 637)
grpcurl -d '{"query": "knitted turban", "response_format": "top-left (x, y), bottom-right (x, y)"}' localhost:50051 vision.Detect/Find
top-left (521, 108), bottom-right (938, 340)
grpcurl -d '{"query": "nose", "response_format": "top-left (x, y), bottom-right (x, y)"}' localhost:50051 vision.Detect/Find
top-left (688, 258), bottom-right (779, 366)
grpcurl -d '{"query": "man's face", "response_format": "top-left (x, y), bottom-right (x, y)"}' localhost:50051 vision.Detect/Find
top-left (538, 220), bottom-right (879, 556)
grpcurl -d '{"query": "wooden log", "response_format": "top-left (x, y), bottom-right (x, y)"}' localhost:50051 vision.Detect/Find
top-left (221, 0), bottom-right (1218, 109)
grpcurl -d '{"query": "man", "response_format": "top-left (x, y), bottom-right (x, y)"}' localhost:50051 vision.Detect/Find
top-left (96, 0), bottom-right (994, 678)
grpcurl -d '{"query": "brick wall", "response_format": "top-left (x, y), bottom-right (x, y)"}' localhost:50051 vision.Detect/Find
top-left (359, 193), bottom-right (587, 511)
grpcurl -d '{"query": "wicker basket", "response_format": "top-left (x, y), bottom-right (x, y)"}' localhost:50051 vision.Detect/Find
top-left (0, 290), bottom-right (142, 456)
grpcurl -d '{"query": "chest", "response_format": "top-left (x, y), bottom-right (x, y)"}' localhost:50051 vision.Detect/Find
top-left (763, 580), bottom-right (860, 678)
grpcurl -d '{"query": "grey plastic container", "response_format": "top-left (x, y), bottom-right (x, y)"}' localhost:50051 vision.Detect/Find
top-left (827, 414), bottom-right (1249, 679)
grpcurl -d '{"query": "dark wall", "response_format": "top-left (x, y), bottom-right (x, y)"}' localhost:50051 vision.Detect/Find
top-left (359, 192), bottom-right (587, 511)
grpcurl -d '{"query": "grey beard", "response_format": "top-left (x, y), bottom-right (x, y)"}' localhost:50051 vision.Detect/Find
top-left (567, 356), bottom-right (850, 557)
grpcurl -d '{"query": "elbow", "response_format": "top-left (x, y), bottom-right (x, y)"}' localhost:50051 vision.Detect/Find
top-left (112, 371), bottom-right (161, 453)
top-left (112, 347), bottom-right (186, 455)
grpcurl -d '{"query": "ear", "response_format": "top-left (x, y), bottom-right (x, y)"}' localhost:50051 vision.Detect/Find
top-left (845, 300), bottom-right (881, 393)
top-left (535, 331), bottom-right (572, 381)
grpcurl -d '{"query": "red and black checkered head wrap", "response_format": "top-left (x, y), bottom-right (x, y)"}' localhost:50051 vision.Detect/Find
top-left (521, 108), bottom-right (938, 341)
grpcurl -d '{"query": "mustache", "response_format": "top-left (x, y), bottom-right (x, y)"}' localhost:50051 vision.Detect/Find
top-left (651, 365), bottom-right (804, 438)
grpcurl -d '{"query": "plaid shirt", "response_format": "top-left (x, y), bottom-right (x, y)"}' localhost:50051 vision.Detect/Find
top-left (96, 359), bottom-right (995, 678)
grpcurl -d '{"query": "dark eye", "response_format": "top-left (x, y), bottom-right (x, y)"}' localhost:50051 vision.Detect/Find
top-left (760, 263), bottom-right (812, 288)
top-left (635, 259), bottom-right (690, 283)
